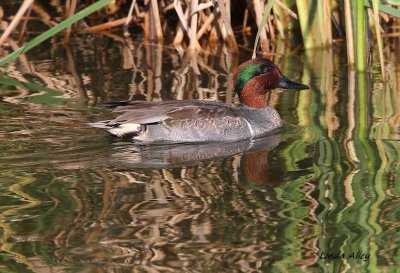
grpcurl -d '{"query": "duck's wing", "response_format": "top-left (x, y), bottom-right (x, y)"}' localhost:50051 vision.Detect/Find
top-left (90, 100), bottom-right (241, 137)
top-left (110, 100), bottom-right (238, 125)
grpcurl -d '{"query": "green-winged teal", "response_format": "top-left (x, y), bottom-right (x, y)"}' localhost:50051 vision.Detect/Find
top-left (90, 58), bottom-right (309, 143)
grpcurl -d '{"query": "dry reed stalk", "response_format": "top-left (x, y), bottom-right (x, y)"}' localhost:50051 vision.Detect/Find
top-left (381, 32), bottom-right (400, 38)
top-left (272, 4), bottom-right (285, 39)
top-left (209, 1), bottom-right (231, 46)
top-left (242, 8), bottom-right (249, 32)
top-left (197, 12), bottom-right (215, 40)
top-left (267, 15), bottom-right (276, 42)
top-left (173, 7), bottom-right (188, 46)
top-left (106, 1), bottom-right (120, 15)
top-left (17, 4), bottom-right (33, 43)
top-left (124, 0), bottom-right (137, 36)
top-left (7, 37), bottom-right (33, 74)
top-left (150, 0), bottom-right (163, 42)
top-left (65, 0), bottom-right (71, 19)
top-left (65, 0), bottom-right (78, 44)
top-left (216, 0), bottom-right (238, 52)
top-left (82, 18), bottom-right (129, 32)
top-left (134, 4), bottom-right (145, 18)
top-left (371, 0), bottom-right (385, 79)
top-left (0, 0), bottom-right (34, 47)
top-left (189, 0), bottom-right (200, 52)
top-left (344, 0), bottom-right (354, 65)
top-left (225, 53), bottom-right (238, 104)
top-left (322, 0), bottom-right (332, 47)
top-left (252, 0), bottom-right (269, 52)
top-left (31, 4), bottom-right (57, 27)
top-left (173, 27), bottom-right (185, 49)
top-left (215, 10), bottom-right (228, 41)
top-left (209, 25), bottom-right (220, 45)
top-left (144, 4), bottom-right (151, 41)
top-left (174, 0), bottom-right (188, 33)
top-left (275, 0), bottom-right (297, 19)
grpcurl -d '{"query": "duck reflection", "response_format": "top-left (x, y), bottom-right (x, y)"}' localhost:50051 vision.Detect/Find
top-left (108, 133), bottom-right (313, 187)
top-left (240, 150), bottom-right (314, 188)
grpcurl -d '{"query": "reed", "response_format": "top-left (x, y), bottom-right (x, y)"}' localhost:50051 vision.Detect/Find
top-left (1, 0), bottom-right (400, 75)
top-left (371, 0), bottom-right (385, 78)
top-left (64, 0), bottom-right (78, 44)
top-left (355, 0), bottom-right (367, 72)
top-left (0, 0), bottom-right (34, 47)
top-left (252, 0), bottom-right (275, 58)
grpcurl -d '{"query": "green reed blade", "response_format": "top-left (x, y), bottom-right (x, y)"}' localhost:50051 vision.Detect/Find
top-left (296, 0), bottom-right (313, 49)
top-left (355, 0), bottom-right (366, 72)
top-left (0, 0), bottom-right (112, 67)
top-left (385, 0), bottom-right (400, 5)
top-left (364, 0), bottom-right (400, 17)
top-left (252, 0), bottom-right (275, 58)
top-left (0, 75), bottom-right (71, 105)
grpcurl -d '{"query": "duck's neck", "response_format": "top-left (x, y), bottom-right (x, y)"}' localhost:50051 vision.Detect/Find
top-left (238, 79), bottom-right (269, 109)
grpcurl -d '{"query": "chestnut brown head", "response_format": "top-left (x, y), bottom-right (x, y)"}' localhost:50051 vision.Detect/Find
top-left (233, 58), bottom-right (309, 96)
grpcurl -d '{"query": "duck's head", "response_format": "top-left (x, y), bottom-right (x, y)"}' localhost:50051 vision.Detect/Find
top-left (233, 58), bottom-right (309, 108)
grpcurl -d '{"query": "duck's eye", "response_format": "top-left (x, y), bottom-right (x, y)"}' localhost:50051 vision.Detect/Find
top-left (263, 66), bottom-right (271, 73)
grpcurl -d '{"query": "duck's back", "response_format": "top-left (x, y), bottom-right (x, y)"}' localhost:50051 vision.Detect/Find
top-left (90, 100), bottom-right (281, 143)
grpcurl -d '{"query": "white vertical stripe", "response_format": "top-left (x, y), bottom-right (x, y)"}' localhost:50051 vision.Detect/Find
top-left (243, 118), bottom-right (255, 136)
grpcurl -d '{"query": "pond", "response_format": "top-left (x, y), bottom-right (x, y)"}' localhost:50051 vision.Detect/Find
top-left (0, 36), bottom-right (399, 272)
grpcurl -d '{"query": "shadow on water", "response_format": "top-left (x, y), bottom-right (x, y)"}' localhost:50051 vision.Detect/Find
top-left (0, 36), bottom-right (399, 272)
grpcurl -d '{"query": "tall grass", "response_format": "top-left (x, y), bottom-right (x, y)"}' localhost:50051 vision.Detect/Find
top-left (0, 0), bottom-right (400, 76)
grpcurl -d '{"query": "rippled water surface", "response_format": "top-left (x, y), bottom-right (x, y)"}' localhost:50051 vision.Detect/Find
top-left (0, 38), bottom-right (399, 272)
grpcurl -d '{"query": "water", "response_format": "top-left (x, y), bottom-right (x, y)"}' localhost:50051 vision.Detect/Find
top-left (0, 37), bottom-right (399, 272)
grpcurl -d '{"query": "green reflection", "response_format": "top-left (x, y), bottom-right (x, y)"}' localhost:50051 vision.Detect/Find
top-left (0, 76), bottom-right (69, 105)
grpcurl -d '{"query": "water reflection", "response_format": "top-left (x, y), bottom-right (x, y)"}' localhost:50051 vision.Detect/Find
top-left (0, 134), bottom-right (314, 272)
top-left (0, 37), bottom-right (399, 272)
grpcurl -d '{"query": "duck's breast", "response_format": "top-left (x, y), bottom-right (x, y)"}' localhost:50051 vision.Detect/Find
top-left (236, 107), bottom-right (282, 136)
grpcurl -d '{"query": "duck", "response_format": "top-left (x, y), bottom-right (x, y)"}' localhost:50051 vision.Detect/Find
top-left (90, 58), bottom-right (309, 144)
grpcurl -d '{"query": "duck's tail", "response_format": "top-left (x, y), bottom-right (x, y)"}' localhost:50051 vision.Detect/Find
top-left (89, 121), bottom-right (142, 138)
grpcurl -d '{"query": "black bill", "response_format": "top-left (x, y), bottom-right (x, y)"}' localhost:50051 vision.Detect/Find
top-left (278, 75), bottom-right (309, 90)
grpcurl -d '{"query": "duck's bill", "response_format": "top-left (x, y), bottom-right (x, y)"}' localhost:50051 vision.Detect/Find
top-left (278, 75), bottom-right (309, 90)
